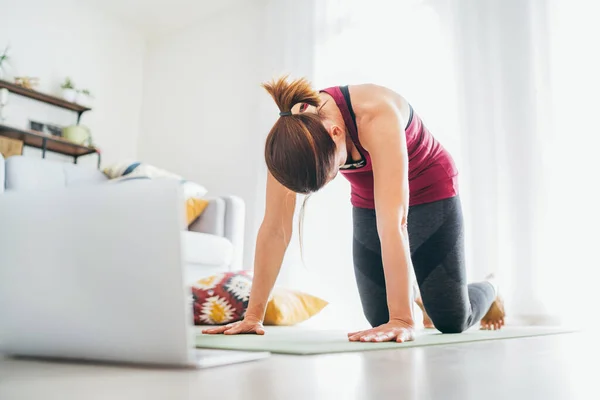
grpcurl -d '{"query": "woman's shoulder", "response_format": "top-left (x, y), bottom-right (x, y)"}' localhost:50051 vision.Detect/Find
top-left (347, 84), bottom-right (410, 124)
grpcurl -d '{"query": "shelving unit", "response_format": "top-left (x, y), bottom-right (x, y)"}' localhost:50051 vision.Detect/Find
top-left (0, 123), bottom-right (100, 167)
top-left (0, 79), bottom-right (100, 167)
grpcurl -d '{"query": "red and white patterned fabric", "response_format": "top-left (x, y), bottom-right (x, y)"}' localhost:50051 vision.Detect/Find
top-left (191, 271), bottom-right (252, 325)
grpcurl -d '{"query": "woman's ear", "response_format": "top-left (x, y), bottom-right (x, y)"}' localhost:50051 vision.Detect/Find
top-left (323, 120), bottom-right (344, 142)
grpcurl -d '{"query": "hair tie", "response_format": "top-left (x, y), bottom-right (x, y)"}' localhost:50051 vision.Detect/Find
top-left (279, 111), bottom-right (292, 117)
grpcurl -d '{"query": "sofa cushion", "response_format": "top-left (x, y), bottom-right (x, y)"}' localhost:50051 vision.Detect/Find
top-left (5, 156), bottom-right (107, 191)
top-left (182, 231), bottom-right (233, 267)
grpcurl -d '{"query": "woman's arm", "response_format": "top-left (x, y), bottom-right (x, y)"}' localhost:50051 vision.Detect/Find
top-left (203, 172), bottom-right (295, 335)
top-left (360, 97), bottom-right (414, 326)
top-left (245, 172), bottom-right (296, 321)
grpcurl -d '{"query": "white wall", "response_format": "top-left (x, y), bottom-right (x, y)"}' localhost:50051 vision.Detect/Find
top-left (139, 0), bottom-right (317, 272)
top-left (139, 1), bottom-right (266, 269)
top-left (0, 0), bottom-right (145, 167)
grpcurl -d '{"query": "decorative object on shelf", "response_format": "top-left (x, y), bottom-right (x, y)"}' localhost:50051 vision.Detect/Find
top-left (14, 76), bottom-right (40, 90)
top-left (0, 88), bottom-right (8, 123)
top-left (0, 136), bottom-right (23, 158)
top-left (62, 124), bottom-right (92, 146)
top-left (0, 45), bottom-right (10, 80)
top-left (29, 120), bottom-right (63, 137)
top-left (76, 89), bottom-right (94, 108)
top-left (59, 78), bottom-right (95, 108)
top-left (60, 77), bottom-right (77, 103)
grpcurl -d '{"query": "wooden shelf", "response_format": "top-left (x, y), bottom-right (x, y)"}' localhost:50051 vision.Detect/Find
top-left (0, 124), bottom-right (100, 166)
top-left (0, 79), bottom-right (91, 116)
top-left (0, 80), bottom-right (99, 167)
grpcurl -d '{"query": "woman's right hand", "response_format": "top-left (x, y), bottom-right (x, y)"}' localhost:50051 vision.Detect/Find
top-left (201, 318), bottom-right (266, 335)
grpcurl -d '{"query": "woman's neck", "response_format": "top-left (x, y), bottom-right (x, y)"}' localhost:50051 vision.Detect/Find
top-left (345, 133), bottom-right (362, 163)
top-left (318, 92), bottom-right (345, 127)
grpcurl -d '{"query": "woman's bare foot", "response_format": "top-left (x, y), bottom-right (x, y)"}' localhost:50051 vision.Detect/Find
top-left (415, 296), bottom-right (436, 329)
top-left (480, 274), bottom-right (506, 330)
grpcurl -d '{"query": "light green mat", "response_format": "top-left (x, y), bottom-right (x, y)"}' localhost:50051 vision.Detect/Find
top-left (195, 326), bottom-right (575, 355)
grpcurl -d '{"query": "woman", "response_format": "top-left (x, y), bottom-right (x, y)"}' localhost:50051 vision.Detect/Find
top-left (203, 77), bottom-right (505, 342)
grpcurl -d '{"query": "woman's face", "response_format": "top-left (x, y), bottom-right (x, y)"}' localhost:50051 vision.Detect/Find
top-left (291, 101), bottom-right (348, 180)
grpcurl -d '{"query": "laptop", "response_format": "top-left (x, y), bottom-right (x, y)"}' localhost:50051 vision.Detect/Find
top-left (0, 179), bottom-right (270, 368)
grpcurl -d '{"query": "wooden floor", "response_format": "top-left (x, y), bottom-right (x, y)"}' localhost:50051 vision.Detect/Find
top-left (0, 330), bottom-right (593, 400)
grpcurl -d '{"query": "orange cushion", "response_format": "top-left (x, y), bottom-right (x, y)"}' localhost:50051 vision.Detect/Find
top-left (263, 287), bottom-right (329, 326)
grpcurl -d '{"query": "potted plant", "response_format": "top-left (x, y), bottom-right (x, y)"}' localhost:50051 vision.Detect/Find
top-left (61, 77), bottom-right (77, 102)
top-left (76, 88), bottom-right (94, 107)
top-left (0, 45), bottom-right (10, 80)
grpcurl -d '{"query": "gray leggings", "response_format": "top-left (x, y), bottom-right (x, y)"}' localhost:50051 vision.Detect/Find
top-left (352, 196), bottom-right (495, 333)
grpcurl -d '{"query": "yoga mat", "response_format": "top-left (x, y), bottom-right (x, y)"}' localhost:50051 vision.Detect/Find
top-left (195, 326), bottom-right (575, 355)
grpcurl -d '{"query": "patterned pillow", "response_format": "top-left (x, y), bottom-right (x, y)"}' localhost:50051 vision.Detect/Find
top-left (192, 271), bottom-right (330, 326)
top-left (191, 271), bottom-right (252, 325)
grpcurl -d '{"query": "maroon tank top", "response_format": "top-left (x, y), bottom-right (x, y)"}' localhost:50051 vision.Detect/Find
top-left (320, 86), bottom-right (459, 209)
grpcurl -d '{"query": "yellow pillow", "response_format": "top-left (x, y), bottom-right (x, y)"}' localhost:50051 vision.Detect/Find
top-left (186, 197), bottom-right (209, 226)
top-left (264, 287), bottom-right (329, 326)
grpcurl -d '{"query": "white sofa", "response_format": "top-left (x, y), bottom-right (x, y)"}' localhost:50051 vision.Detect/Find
top-left (0, 154), bottom-right (245, 283)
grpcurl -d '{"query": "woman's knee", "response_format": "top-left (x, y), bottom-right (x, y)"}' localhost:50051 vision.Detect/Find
top-left (364, 309), bottom-right (389, 328)
top-left (431, 314), bottom-right (469, 334)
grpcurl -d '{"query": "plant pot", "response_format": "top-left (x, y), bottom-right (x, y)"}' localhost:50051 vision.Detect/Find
top-left (62, 125), bottom-right (91, 146)
top-left (76, 93), bottom-right (93, 107)
top-left (62, 88), bottom-right (77, 103)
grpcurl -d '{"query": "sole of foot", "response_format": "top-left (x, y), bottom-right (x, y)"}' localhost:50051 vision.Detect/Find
top-left (480, 274), bottom-right (505, 330)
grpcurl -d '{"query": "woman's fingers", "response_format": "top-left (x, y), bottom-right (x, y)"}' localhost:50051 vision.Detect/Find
top-left (355, 328), bottom-right (413, 342)
top-left (396, 328), bottom-right (413, 343)
top-left (348, 326), bottom-right (415, 343)
top-left (203, 323), bottom-right (237, 335)
top-left (202, 320), bottom-right (266, 336)
top-left (223, 324), bottom-right (244, 335)
top-left (347, 329), bottom-right (368, 337)
top-left (360, 329), bottom-right (396, 342)
top-left (377, 331), bottom-right (397, 342)
top-left (224, 322), bottom-right (265, 335)
top-left (202, 326), bottom-right (228, 334)
top-left (348, 334), bottom-right (361, 342)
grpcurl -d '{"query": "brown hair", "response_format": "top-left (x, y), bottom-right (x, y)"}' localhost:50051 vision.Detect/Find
top-left (262, 76), bottom-right (337, 194)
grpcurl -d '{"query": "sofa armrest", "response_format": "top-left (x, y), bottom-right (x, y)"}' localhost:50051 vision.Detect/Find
top-left (188, 195), bottom-right (245, 270)
top-left (189, 197), bottom-right (226, 236)
top-left (222, 195), bottom-right (245, 271)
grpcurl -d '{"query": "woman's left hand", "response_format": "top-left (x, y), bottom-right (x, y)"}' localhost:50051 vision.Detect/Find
top-left (348, 320), bottom-right (415, 343)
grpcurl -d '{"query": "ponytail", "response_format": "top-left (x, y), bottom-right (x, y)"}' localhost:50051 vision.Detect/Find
top-left (261, 75), bottom-right (320, 115)
top-left (262, 75), bottom-right (336, 195)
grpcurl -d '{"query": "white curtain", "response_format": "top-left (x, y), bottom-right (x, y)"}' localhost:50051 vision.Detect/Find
top-left (445, 0), bottom-right (599, 326)
top-left (295, 0), bottom-right (599, 328)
